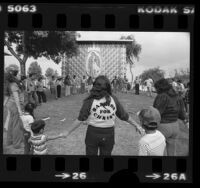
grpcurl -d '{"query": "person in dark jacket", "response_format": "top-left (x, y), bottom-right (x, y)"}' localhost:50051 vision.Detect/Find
top-left (153, 78), bottom-right (187, 156)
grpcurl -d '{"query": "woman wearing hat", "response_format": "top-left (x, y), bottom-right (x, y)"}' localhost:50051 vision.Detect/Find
top-left (63, 75), bottom-right (143, 155)
top-left (153, 78), bottom-right (187, 156)
top-left (4, 65), bottom-right (24, 149)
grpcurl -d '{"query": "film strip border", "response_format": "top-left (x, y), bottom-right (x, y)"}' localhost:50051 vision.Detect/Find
top-left (0, 156), bottom-right (191, 182)
top-left (0, 4), bottom-right (194, 30)
top-left (0, 3), bottom-right (194, 183)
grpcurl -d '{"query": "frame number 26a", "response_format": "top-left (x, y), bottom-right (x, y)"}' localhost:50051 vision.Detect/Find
top-left (163, 173), bottom-right (186, 181)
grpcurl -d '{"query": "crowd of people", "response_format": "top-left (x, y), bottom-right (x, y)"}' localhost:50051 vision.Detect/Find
top-left (3, 65), bottom-right (190, 156)
top-left (59, 76), bottom-right (190, 156)
top-left (3, 65), bottom-right (66, 153)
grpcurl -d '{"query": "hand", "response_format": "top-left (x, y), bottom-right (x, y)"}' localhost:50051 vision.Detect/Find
top-left (19, 111), bottom-right (24, 116)
top-left (58, 133), bottom-right (64, 138)
top-left (62, 131), bottom-right (69, 138)
top-left (186, 122), bottom-right (189, 129)
top-left (19, 114), bottom-right (25, 121)
top-left (136, 126), bottom-right (145, 135)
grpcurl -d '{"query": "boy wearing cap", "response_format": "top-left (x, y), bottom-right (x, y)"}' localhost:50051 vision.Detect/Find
top-left (137, 106), bottom-right (166, 156)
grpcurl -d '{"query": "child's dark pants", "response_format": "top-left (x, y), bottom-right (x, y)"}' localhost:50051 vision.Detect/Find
top-left (24, 131), bottom-right (31, 154)
top-left (85, 125), bottom-right (114, 156)
top-left (57, 85), bottom-right (61, 98)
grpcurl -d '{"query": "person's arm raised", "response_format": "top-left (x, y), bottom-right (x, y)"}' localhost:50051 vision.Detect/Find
top-left (113, 95), bottom-right (144, 135)
top-left (63, 99), bottom-right (93, 137)
top-left (126, 116), bottom-right (144, 135)
top-left (63, 119), bottom-right (82, 137)
top-left (46, 133), bottom-right (65, 141)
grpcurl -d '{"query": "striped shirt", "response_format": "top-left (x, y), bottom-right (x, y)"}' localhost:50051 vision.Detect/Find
top-left (29, 134), bottom-right (47, 155)
top-left (139, 130), bottom-right (166, 156)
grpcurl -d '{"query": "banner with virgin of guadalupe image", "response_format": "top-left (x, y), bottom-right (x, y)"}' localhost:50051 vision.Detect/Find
top-left (86, 48), bottom-right (102, 78)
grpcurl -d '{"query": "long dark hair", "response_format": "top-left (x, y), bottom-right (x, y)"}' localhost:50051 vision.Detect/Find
top-left (154, 78), bottom-right (177, 96)
top-left (4, 70), bottom-right (23, 96)
top-left (85, 75), bottom-right (112, 106)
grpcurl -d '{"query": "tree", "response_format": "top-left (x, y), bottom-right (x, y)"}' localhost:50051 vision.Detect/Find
top-left (120, 35), bottom-right (142, 86)
top-left (4, 31), bottom-right (79, 76)
top-left (45, 67), bottom-right (55, 78)
top-left (139, 67), bottom-right (165, 83)
top-left (28, 61), bottom-right (42, 78)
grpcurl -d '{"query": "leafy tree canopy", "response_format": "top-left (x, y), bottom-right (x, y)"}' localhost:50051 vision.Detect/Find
top-left (139, 67), bottom-right (165, 83)
top-left (27, 61), bottom-right (42, 78)
top-left (45, 67), bottom-right (55, 78)
top-left (5, 31), bottom-right (79, 76)
top-left (120, 35), bottom-right (142, 64)
top-left (5, 31), bottom-right (79, 64)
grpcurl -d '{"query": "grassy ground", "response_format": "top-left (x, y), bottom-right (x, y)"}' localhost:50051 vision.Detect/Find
top-left (3, 89), bottom-right (189, 155)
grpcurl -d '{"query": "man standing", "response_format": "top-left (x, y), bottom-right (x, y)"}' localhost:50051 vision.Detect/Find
top-left (134, 76), bottom-right (140, 95)
top-left (27, 73), bottom-right (38, 106)
top-left (123, 76), bottom-right (128, 93)
top-left (144, 77), bottom-right (154, 97)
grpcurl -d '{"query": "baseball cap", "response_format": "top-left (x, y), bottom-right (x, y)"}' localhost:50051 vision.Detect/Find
top-left (137, 106), bottom-right (161, 130)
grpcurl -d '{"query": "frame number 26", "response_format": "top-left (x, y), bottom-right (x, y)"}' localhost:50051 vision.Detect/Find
top-left (72, 172), bottom-right (87, 180)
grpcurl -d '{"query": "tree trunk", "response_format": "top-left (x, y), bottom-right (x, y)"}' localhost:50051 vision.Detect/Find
top-left (129, 63), bottom-right (134, 89)
top-left (21, 31), bottom-right (28, 77)
top-left (20, 61), bottom-right (26, 76)
top-left (5, 32), bottom-right (28, 77)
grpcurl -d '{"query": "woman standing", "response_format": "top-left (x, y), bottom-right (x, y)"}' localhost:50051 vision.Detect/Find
top-left (36, 77), bottom-right (47, 104)
top-left (71, 75), bottom-right (77, 95)
top-left (64, 75), bottom-right (71, 96)
top-left (4, 65), bottom-right (24, 149)
top-left (63, 75), bottom-right (143, 155)
top-left (49, 76), bottom-right (57, 99)
top-left (153, 78), bottom-right (187, 156)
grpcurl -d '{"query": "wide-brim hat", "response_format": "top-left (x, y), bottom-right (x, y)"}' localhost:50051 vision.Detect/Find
top-left (6, 64), bottom-right (19, 72)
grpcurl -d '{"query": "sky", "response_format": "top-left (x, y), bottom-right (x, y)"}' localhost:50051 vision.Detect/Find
top-left (4, 31), bottom-right (190, 81)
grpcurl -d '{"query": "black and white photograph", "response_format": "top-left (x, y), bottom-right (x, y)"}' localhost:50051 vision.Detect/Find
top-left (3, 31), bottom-right (190, 156)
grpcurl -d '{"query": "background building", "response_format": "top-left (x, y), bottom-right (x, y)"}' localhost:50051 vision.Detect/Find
top-left (61, 40), bottom-right (132, 81)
